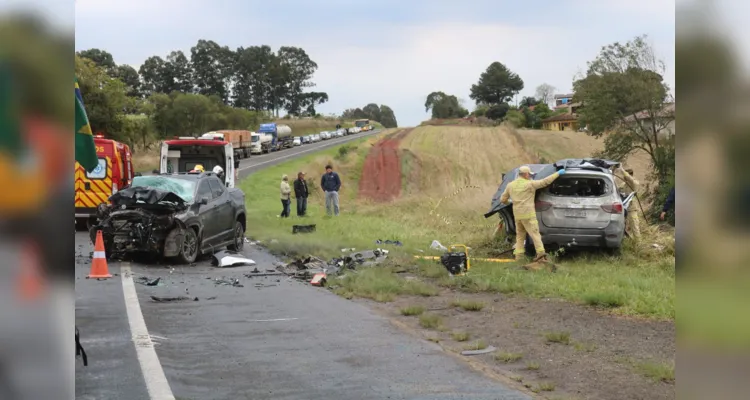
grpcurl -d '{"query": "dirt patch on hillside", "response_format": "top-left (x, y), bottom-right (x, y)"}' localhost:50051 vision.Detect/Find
top-left (364, 289), bottom-right (675, 400)
top-left (358, 129), bottom-right (413, 202)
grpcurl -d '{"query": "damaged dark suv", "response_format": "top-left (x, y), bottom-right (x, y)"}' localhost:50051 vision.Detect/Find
top-left (90, 172), bottom-right (246, 263)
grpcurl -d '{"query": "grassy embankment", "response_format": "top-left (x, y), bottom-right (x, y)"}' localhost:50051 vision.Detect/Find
top-left (131, 117), bottom-right (383, 173)
top-left (239, 125), bottom-right (675, 319)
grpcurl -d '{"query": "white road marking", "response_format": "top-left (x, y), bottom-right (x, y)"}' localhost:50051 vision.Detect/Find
top-left (121, 263), bottom-right (176, 400)
top-left (248, 318), bottom-right (300, 322)
top-left (238, 130), bottom-right (381, 172)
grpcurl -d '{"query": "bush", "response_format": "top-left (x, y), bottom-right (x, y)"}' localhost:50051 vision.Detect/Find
top-left (486, 104), bottom-right (510, 120)
top-left (505, 110), bottom-right (526, 128)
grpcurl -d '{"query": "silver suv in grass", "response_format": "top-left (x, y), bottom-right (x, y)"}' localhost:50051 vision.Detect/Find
top-left (485, 159), bottom-right (634, 255)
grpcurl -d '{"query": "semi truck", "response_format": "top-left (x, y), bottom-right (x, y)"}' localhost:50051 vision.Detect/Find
top-left (200, 130), bottom-right (253, 159)
top-left (257, 123), bottom-right (293, 151)
top-left (250, 132), bottom-right (273, 154)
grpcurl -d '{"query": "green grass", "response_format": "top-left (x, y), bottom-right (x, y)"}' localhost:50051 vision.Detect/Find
top-left (450, 298), bottom-right (485, 311)
top-left (237, 127), bottom-right (675, 320)
top-left (419, 314), bottom-right (442, 329)
top-left (333, 267), bottom-right (439, 302)
top-left (495, 352), bottom-right (523, 363)
top-left (536, 382), bottom-right (556, 392)
top-left (632, 361), bottom-right (675, 383)
top-left (525, 361), bottom-right (540, 370)
top-left (400, 306), bottom-right (425, 316)
top-left (544, 331), bottom-right (571, 345)
top-left (427, 254), bottom-right (674, 319)
top-left (451, 332), bottom-right (470, 342)
top-left (573, 341), bottom-right (597, 352)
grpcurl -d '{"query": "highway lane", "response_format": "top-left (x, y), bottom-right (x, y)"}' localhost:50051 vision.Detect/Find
top-left (75, 127), bottom-right (529, 400)
top-left (236, 129), bottom-right (384, 179)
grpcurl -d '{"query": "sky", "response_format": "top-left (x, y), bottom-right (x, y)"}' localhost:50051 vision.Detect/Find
top-left (12, 0), bottom-right (737, 127)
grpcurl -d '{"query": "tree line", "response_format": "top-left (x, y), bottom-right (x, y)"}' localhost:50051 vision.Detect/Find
top-left (341, 103), bottom-right (398, 128)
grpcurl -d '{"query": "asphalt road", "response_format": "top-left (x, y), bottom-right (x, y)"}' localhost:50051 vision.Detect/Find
top-left (75, 130), bottom-right (528, 400)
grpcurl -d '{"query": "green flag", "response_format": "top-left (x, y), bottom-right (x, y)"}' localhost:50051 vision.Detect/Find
top-left (75, 78), bottom-right (98, 172)
top-left (0, 63), bottom-right (22, 157)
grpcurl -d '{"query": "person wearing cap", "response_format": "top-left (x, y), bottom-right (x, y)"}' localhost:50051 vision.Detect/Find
top-left (615, 166), bottom-right (641, 239)
top-left (293, 171), bottom-right (309, 216)
top-left (500, 165), bottom-right (566, 261)
top-left (279, 174), bottom-right (291, 218)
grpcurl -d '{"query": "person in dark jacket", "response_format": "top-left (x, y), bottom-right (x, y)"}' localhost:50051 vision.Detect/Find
top-left (321, 164), bottom-right (341, 216)
top-left (293, 172), bottom-right (309, 216)
top-left (660, 186), bottom-right (675, 221)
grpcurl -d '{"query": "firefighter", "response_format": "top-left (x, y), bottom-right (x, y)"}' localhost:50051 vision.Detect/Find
top-left (212, 165), bottom-right (225, 182)
top-left (616, 166), bottom-right (641, 239)
top-left (500, 166), bottom-right (565, 261)
top-left (190, 164), bottom-right (205, 173)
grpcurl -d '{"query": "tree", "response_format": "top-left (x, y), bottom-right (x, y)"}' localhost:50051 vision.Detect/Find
top-left (75, 55), bottom-right (128, 140)
top-left (469, 62), bottom-right (524, 106)
top-left (362, 103), bottom-right (382, 121)
top-left (139, 56), bottom-right (169, 96)
top-left (113, 65), bottom-right (141, 98)
top-left (573, 35), bottom-right (674, 185)
top-left (424, 91), bottom-right (468, 119)
top-left (77, 48), bottom-right (116, 72)
top-left (300, 92), bottom-right (329, 116)
top-left (190, 39), bottom-right (235, 102)
top-left (233, 45), bottom-right (276, 111)
top-left (379, 105), bottom-right (398, 128)
top-left (520, 96), bottom-right (539, 108)
top-left (534, 83), bottom-right (556, 106)
top-left (485, 103), bottom-right (510, 120)
top-left (278, 46), bottom-right (318, 116)
top-left (165, 50), bottom-right (193, 93)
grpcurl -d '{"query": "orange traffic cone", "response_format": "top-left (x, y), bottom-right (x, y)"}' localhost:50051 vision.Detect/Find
top-left (17, 240), bottom-right (46, 300)
top-left (87, 230), bottom-right (112, 279)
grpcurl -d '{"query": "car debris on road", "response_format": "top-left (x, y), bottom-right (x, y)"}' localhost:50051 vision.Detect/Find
top-left (211, 250), bottom-right (256, 268)
top-left (150, 295), bottom-right (199, 302)
top-left (275, 249), bottom-right (389, 283)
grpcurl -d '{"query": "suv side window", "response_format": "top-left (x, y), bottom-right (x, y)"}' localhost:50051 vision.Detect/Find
top-left (207, 177), bottom-right (225, 199)
top-left (196, 180), bottom-right (212, 202)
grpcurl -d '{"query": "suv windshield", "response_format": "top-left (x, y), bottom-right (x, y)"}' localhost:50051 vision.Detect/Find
top-left (131, 176), bottom-right (197, 202)
top-left (548, 176), bottom-right (610, 197)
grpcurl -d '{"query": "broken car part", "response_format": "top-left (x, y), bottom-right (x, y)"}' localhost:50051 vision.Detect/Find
top-left (292, 224), bottom-right (316, 234)
top-left (211, 250), bottom-right (256, 268)
top-left (460, 346), bottom-right (497, 356)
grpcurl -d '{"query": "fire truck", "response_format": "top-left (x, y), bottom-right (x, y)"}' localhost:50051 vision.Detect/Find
top-left (74, 135), bottom-right (134, 228)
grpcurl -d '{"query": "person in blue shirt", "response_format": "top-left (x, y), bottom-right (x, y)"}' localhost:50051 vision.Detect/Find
top-left (660, 186), bottom-right (675, 221)
top-left (320, 164), bottom-right (341, 216)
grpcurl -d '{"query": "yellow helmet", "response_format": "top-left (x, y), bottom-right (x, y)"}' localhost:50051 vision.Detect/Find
top-left (191, 164), bottom-right (205, 173)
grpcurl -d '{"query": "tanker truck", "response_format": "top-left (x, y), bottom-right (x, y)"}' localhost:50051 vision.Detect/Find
top-left (257, 123), bottom-right (293, 151)
top-left (250, 132), bottom-right (272, 154)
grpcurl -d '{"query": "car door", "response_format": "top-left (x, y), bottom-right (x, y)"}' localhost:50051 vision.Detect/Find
top-left (207, 176), bottom-right (234, 242)
top-left (195, 180), bottom-right (221, 247)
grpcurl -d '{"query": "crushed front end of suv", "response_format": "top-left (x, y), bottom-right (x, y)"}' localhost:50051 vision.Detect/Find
top-left (90, 172), bottom-right (247, 263)
top-left (484, 158), bottom-right (635, 255)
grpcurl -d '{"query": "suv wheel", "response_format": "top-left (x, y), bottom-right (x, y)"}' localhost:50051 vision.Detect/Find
top-left (177, 228), bottom-right (199, 263)
top-left (227, 221), bottom-right (245, 251)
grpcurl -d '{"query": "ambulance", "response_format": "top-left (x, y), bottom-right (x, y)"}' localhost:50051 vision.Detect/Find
top-left (159, 137), bottom-right (241, 187)
top-left (75, 135), bottom-right (134, 227)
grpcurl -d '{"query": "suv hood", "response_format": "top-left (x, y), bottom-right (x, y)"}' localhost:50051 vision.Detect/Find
top-left (109, 186), bottom-right (188, 212)
top-left (483, 158), bottom-right (621, 218)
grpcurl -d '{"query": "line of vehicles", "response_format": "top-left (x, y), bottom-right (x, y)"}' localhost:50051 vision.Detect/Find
top-left (74, 119), bottom-right (377, 258)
